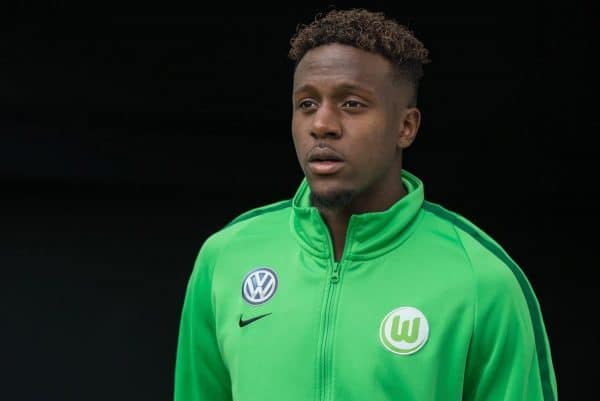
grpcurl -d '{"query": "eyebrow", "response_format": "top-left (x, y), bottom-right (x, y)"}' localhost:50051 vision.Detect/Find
top-left (293, 82), bottom-right (375, 96)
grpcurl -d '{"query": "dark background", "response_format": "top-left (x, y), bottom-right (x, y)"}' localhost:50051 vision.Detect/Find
top-left (1, 1), bottom-right (596, 400)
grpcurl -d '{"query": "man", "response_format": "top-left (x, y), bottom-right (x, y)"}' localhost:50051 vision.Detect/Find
top-left (174, 8), bottom-right (558, 401)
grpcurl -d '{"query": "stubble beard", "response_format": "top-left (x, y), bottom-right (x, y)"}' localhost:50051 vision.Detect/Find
top-left (309, 189), bottom-right (355, 211)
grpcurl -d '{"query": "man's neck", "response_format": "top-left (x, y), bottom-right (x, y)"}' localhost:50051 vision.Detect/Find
top-left (320, 209), bottom-right (351, 262)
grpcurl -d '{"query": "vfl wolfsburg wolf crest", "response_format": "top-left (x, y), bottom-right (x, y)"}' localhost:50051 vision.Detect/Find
top-left (380, 306), bottom-right (429, 355)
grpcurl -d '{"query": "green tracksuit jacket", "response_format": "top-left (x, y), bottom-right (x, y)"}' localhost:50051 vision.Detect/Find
top-left (174, 169), bottom-right (558, 401)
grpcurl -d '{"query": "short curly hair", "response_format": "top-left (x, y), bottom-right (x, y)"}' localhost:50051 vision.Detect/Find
top-left (289, 8), bottom-right (431, 106)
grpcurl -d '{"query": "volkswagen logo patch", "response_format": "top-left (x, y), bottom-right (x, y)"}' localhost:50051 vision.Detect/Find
top-left (241, 267), bottom-right (278, 305)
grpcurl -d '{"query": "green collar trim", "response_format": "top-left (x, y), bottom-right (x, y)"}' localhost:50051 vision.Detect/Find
top-left (290, 169), bottom-right (425, 261)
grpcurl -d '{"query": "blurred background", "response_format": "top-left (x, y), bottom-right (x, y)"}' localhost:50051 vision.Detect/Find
top-left (1, 1), bottom-right (596, 400)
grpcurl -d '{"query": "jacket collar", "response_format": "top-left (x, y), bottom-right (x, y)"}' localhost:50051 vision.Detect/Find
top-left (290, 169), bottom-right (425, 261)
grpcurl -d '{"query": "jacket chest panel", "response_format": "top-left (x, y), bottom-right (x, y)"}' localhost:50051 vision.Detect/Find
top-left (214, 252), bottom-right (473, 400)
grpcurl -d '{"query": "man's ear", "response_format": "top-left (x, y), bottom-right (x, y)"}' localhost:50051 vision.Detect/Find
top-left (397, 107), bottom-right (421, 149)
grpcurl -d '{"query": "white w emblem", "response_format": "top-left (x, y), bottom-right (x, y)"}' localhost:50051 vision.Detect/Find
top-left (242, 267), bottom-right (278, 305)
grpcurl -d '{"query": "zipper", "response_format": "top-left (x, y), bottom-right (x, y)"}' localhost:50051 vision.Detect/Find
top-left (330, 261), bottom-right (340, 283)
top-left (318, 218), bottom-right (353, 401)
top-left (320, 261), bottom-right (341, 401)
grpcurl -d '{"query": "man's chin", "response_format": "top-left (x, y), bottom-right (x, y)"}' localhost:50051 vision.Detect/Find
top-left (309, 189), bottom-right (355, 211)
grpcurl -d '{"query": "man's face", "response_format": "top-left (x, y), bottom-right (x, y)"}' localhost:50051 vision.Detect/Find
top-left (291, 43), bottom-right (414, 211)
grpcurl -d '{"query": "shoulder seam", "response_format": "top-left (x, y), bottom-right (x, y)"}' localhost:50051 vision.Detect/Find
top-left (224, 199), bottom-right (292, 229)
top-left (423, 201), bottom-right (556, 401)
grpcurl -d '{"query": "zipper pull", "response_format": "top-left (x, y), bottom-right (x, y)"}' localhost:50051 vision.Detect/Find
top-left (331, 262), bottom-right (340, 283)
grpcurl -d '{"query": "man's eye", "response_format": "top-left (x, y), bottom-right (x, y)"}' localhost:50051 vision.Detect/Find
top-left (343, 100), bottom-right (364, 108)
top-left (298, 100), bottom-right (316, 109)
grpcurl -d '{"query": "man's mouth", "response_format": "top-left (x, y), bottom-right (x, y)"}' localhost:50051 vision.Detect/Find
top-left (307, 148), bottom-right (344, 175)
top-left (308, 148), bottom-right (343, 163)
top-left (308, 160), bottom-right (344, 175)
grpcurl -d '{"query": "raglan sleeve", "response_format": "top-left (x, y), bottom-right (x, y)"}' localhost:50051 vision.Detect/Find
top-left (174, 236), bottom-right (232, 401)
top-left (460, 231), bottom-right (558, 401)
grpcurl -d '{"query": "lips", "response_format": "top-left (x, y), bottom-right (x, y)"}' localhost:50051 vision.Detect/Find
top-left (308, 148), bottom-right (343, 163)
top-left (307, 147), bottom-right (344, 175)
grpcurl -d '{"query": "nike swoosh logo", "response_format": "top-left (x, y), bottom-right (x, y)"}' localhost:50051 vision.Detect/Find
top-left (239, 313), bottom-right (272, 327)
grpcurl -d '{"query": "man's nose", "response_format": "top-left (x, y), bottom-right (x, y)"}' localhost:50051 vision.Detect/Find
top-left (311, 103), bottom-right (342, 139)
